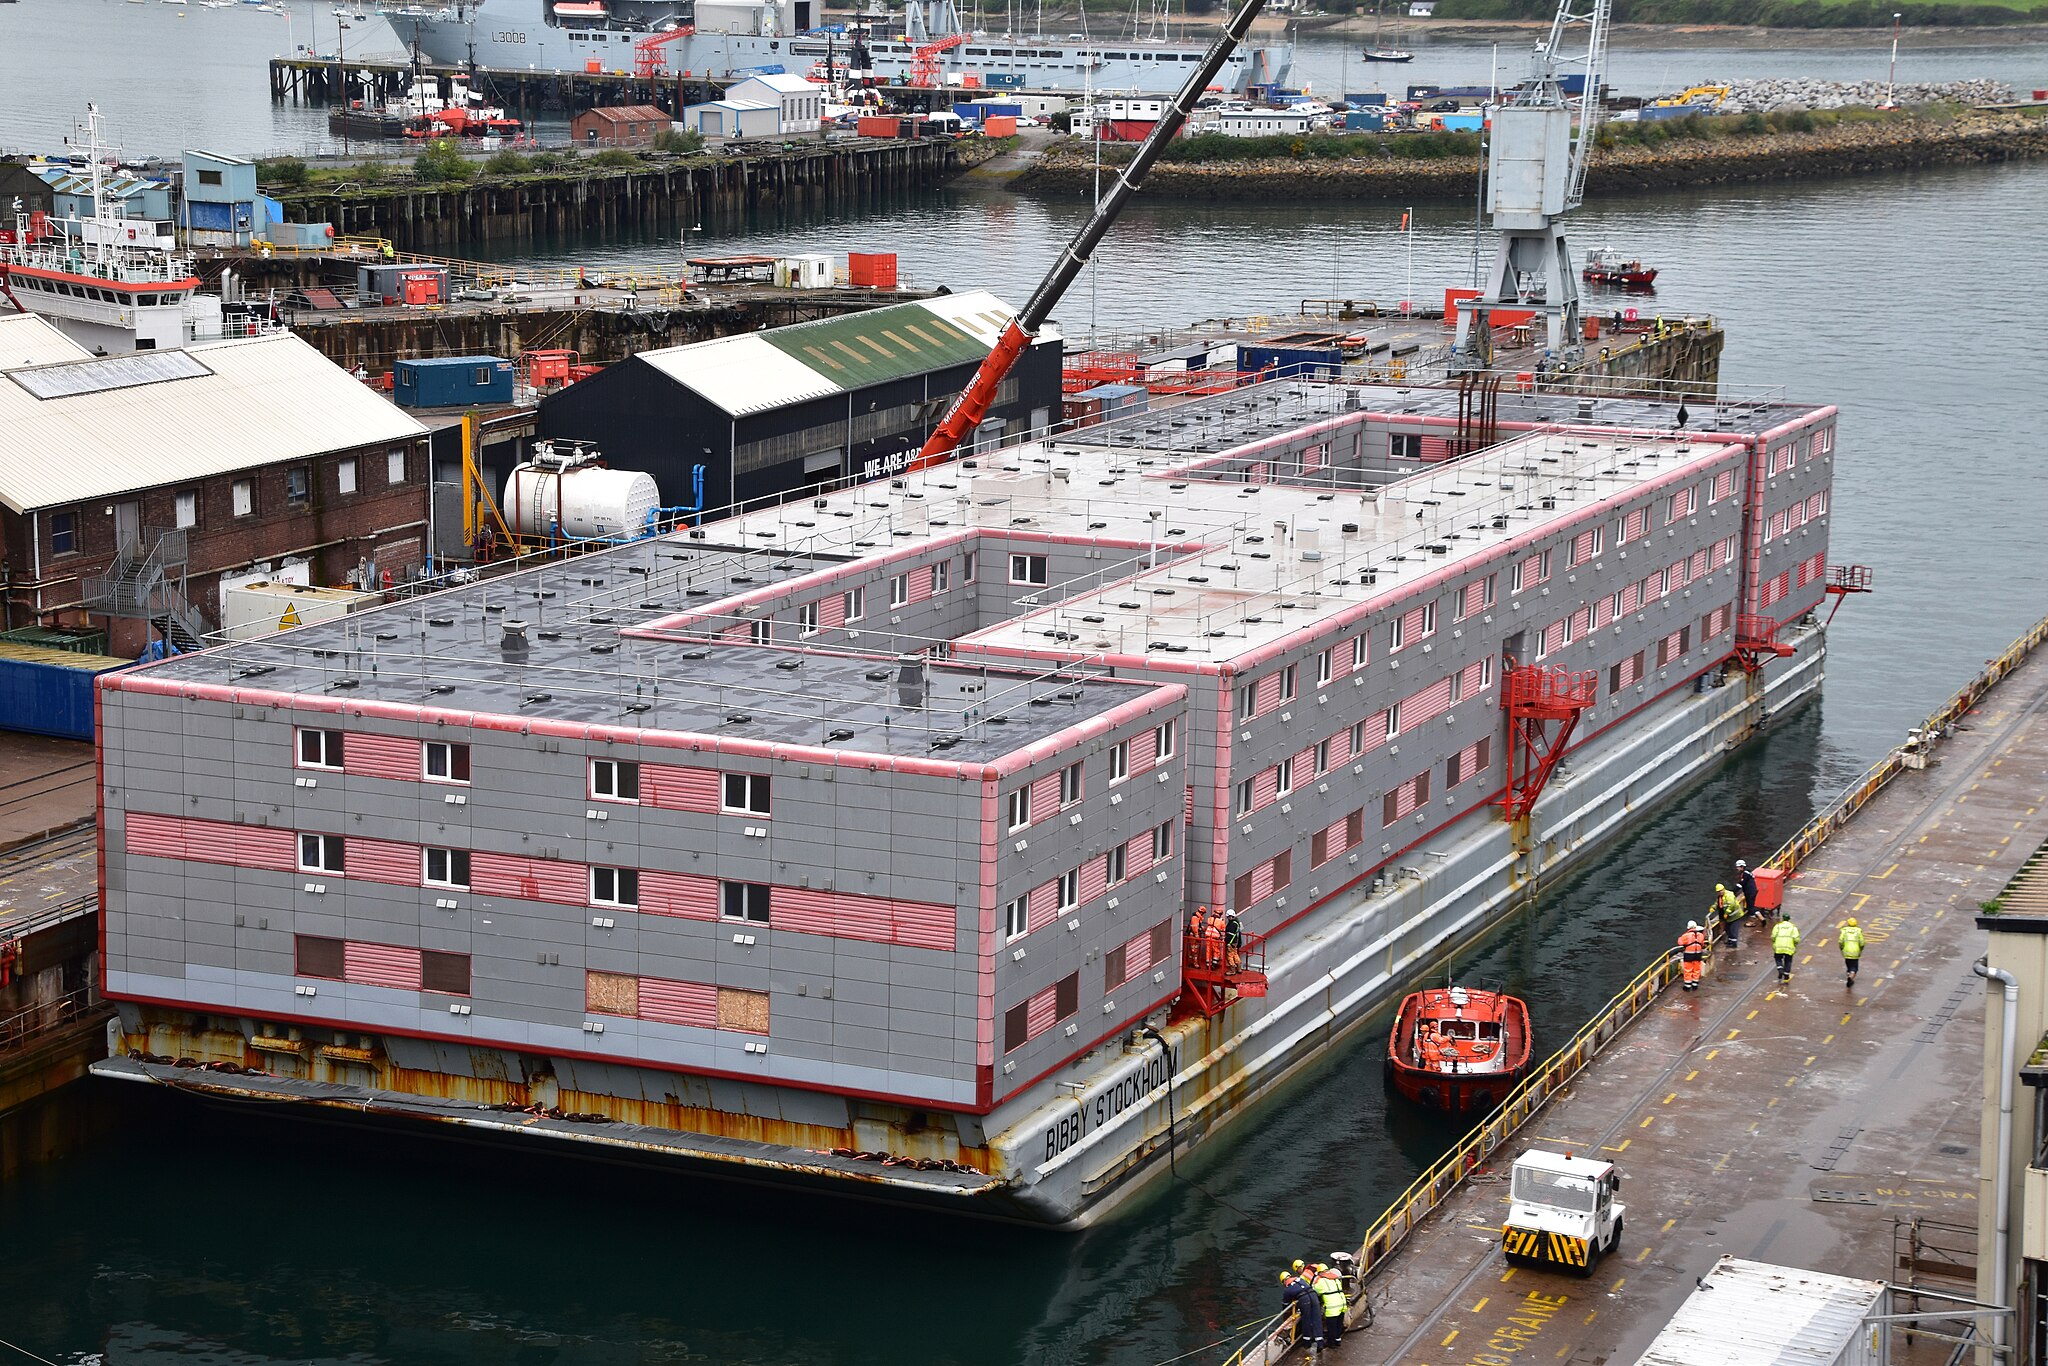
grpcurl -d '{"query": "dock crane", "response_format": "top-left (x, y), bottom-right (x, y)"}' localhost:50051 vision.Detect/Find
top-left (908, 0), bottom-right (1271, 470)
top-left (1452, 0), bottom-right (1610, 371)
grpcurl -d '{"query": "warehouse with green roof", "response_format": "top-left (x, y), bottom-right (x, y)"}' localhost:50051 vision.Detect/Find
top-left (536, 291), bottom-right (1064, 513)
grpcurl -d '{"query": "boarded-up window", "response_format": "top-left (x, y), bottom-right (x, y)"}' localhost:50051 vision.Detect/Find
top-left (586, 970), bottom-right (640, 1016)
top-left (1054, 973), bottom-right (1079, 1022)
top-left (295, 934), bottom-right (344, 979)
top-left (1271, 849), bottom-right (1292, 893)
top-left (717, 987), bottom-right (770, 1034)
top-left (1104, 944), bottom-right (1127, 993)
top-left (1004, 1001), bottom-right (1030, 1052)
top-left (421, 950), bottom-right (471, 996)
top-left (1150, 921), bottom-right (1171, 967)
top-left (1233, 870), bottom-right (1256, 913)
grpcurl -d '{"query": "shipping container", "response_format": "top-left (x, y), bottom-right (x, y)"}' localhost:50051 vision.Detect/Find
top-left (357, 262), bottom-right (449, 306)
top-left (0, 642), bottom-right (130, 742)
top-left (392, 355), bottom-right (515, 409)
top-left (856, 115), bottom-right (902, 138)
top-left (222, 581), bottom-right (379, 642)
top-left (1238, 344), bottom-right (1342, 380)
top-left (1345, 91), bottom-right (1390, 106)
top-left (986, 72), bottom-right (1026, 89)
top-left (847, 252), bottom-right (899, 289)
top-left (983, 115), bottom-right (1018, 137)
top-left (1062, 395), bottom-right (1105, 429)
top-left (1077, 382), bottom-right (1149, 420)
top-left (1437, 112), bottom-right (1486, 132)
top-left (1344, 109), bottom-right (1386, 131)
top-left (1633, 1258), bottom-right (1888, 1366)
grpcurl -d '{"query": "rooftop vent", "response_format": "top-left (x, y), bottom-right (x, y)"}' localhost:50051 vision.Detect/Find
top-left (501, 620), bottom-right (530, 660)
top-left (896, 654), bottom-right (926, 709)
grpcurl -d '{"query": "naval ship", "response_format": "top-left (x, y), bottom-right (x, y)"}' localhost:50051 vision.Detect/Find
top-left (379, 0), bottom-right (1291, 93)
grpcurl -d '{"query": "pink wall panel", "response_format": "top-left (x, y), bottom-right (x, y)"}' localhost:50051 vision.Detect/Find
top-left (1252, 767), bottom-right (1279, 810)
top-left (1357, 709), bottom-right (1391, 751)
top-left (343, 731), bottom-right (419, 782)
top-left (909, 566), bottom-right (935, 603)
top-left (345, 837), bottom-right (421, 887)
top-left (1254, 673), bottom-right (1283, 714)
top-left (1402, 675), bottom-right (1454, 727)
top-left (1291, 746), bottom-right (1316, 780)
top-left (123, 811), bottom-right (188, 860)
top-left (1027, 880), bottom-right (1059, 933)
top-left (1461, 580), bottom-right (1488, 618)
top-left (642, 764), bottom-right (719, 813)
top-left (889, 899), bottom-right (957, 952)
top-left (1025, 983), bottom-right (1058, 1039)
top-left (1398, 605), bottom-right (1429, 643)
top-left (1079, 857), bottom-right (1109, 906)
top-left (1126, 832), bottom-right (1154, 876)
top-left (345, 941), bottom-right (424, 990)
top-left (639, 976), bottom-right (719, 1029)
top-left (471, 851), bottom-right (587, 906)
top-left (1327, 728), bottom-right (1354, 768)
top-left (126, 813), bottom-right (296, 871)
top-left (639, 868), bottom-right (719, 920)
top-left (818, 594), bottom-right (846, 630)
top-left (1128, 729), bottom-right (1158, 775)
top-left (1029, 773), bottom-right (1062, 822)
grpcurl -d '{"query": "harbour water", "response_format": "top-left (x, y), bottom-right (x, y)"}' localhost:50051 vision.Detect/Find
top-left (2, 8), bottom-right (2046, 1363)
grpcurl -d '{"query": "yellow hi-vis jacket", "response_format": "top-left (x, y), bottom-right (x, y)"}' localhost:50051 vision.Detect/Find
top-left (1771, 919), bottom-right (1802, 954)
top-left (1837, 924), bottom-right (1866, 959)
top-left (1717, 889), bottom-right (1744, 922)
top-left (1313, 1270), bottom-right (1347, 1319)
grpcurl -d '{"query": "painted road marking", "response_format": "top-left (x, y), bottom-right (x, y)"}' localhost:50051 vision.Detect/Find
top-left (1470, 1297), bottom-right (1489, 1314)
top-left (1603, 1140), bottom-right (1631, 1153)
top-left (1707, 1049), bottom-right (1720, 1061)
top-left (1805, 1055), bottom-right (1817, 1067)
top-left (1584, 1310), bottom-right (1599, 1325)
top-left (1662, 1092), bottom-right (1676, 1105)
top-left (1842, 1014), bottom-right (1853, 1026)
top-left (1823, 1034), bottom-right (1835, 1045)
top-left (1501, 1269), bottom-right (1516, 1282)
top-left (1746, 1010), bottom-right (1758, 1020)
top-left (1640, 1116), bottom-right (1654, 1128)
top-left (1460, 1289), bottom-right (1569, 1365)
top-left (1660, 1219), bottom-right (1676, 1233)
top-left (1876, 863), bottom-right (1898, 879)
top-left (1636, 1247), bottom-right (1651, 1262)
top-left (1685, 1070), bottom-right (1699, 1081)
top-left (1443, 1330), bottom-right (1460, 1346)
top-left (1727, 1029), bottom-right (1741, 1040)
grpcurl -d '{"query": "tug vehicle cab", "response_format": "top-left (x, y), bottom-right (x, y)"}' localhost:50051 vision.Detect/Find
top-left (1501, 1149), bottom-right (1624, 1275)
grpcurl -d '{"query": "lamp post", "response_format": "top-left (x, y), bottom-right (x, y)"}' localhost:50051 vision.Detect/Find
top-left (1883, 12), bottom-right (1901, 109)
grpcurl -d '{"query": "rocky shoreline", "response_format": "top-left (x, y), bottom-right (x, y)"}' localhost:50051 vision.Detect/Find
top-left (1010, 108), bottom-right (2048, 202)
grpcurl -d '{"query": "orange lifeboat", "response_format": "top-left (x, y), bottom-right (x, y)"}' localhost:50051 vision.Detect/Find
top-left (1386, 985), bottom-right (1531, 1114)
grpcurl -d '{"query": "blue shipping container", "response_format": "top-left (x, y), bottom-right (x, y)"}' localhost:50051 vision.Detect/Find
top-left (986, 73), bottom-right (1025, 88)
top-left (1344, 91), bottom-right (1390, 106)
top-left (1344, 110), bottom-right (1386, 131)
top-left (1238, 345), bottom-right (1342, 380)
top-left (393, 356), bottom-right (515, 409)
top-left (0, 643), bottom-right (129, 742)
top-left (1437, 112), bottom-right (1485, 131)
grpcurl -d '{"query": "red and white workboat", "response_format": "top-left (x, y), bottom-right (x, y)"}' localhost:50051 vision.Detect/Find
top-left (1386, 984), bottom-right (1532, 1113)
top-left (0, 105), bottom-right (208, 354)
top-left (1581, 247), bottom-right (1659, 290)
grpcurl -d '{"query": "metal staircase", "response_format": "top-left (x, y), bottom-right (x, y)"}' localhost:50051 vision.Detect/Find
top-left (82, 527), bottom-right (213, 654)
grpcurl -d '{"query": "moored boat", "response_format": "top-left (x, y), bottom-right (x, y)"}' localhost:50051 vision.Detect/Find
top-left (1581, 247), bottom-right (1658, 289)
top-left (1387, 985), bottom-right (1532, 1113)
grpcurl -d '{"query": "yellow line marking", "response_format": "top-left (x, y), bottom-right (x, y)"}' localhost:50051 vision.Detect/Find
top-left (1841, 1014), bottom-right (1853, 1026)
top-left (1685, 1070), bottom-right (1699, 1081)
top-left (1584, 1310), bottom-right (1599, 1325)
top-left (1707, 1049), bottom-right (1720, 1060)
top-left (1876, 863), bottom-right (1898, 879)
top-left (1746, 1010), bottom-right (1758, 1020)
top-left (1801, 954), bottom-right (1813, 963)
top-left (1661, 1219), bottom-right (1676, 1232)
top-left (1823, 1034), bottom-right (1834, 1045)
top-left (1470, 1297), bottom-right (1489, 1314)
top-left (1603, 1140), bottom-right (1632, 1153)
top-left (1612, 1277), bottom-right (1627, 1292)
top-left (1727, 1029), bottom-right (1741, 1040)
top-left (1850, 892), bottom-right (1871, 912)
top-left (1442, 1330), bottom-right (1460, 1347)
top-left (1785, 1076), bottom-right (1799, 1087)
top-left (1768, 1097), bottom-right (1780, 1108)
top-left (1662, 1092), bottom-right (1676, 1105)
top-left (1804, 1055), bottom-right (1817, 1067)
top-left (1640, 1115), bottom-right (1655, 1128)
top-left (1636, 1246), bottom-right (1652, 1262)
top-left (1890, 960), bottom-right (1901, 970)
top-left (1557, 1349), bottom-right (1570, 1359)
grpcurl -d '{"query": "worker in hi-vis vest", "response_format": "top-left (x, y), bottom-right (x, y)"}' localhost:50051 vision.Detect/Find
top-left (1677, 921), bottom-right (1709, 991)
top-left (1835, 917), bottom-right (1866, 988)
top-left (1771, 912), bottom-right (1802, 985)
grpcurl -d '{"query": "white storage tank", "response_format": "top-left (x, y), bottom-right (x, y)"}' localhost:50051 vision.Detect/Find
top-left (502, 444), bottom-right (661, 541)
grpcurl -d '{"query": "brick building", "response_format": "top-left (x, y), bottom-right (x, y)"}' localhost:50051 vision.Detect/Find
top-left (0, 318), bottom-right (430, 656)
top-left (569, 105), bottom-right (672, 148)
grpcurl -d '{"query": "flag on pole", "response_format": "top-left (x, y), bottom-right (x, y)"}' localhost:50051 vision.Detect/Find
top-left (1400, 211), bottom-right (1411, 231)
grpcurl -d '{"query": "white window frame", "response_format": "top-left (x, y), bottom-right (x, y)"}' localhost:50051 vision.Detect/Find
top-left (298, 832), bottom-right (344, 874)
top-left (1151, 822), bottom-right (1173, 861)
top-left (1279, 663), bottom-right (1298, 701)
top-left (749, 618), bottom-right (771, 645)
top-left (591, 758), bottom-right (641, 804)
top-left (338, 456), bottom-right (358, 495)
top-left (422, 740), bottom-right (470, 785)
top-left (1056, 867), bottom-right (1080, 913)
top-left (722, 772), bottom-right (771, 816)
top-left (1109, 740), bottom-right (1129, 784)
top-left (1317, 648), bottom-right (1333, 687)
top-left (1004, 895), bottom-right (1029, 942)
top-left (232, 479), bottom-right (253, 517)
top-left (1007, 786), bottom-right (1032, 831)
top-left (889, 573), bottom-right (910, 609)
top-left (296, 728), bottom-right (343, 770)
top-left (1352, 634), bottom-right (1369, 669)
top-left (843, 586), bottom-right (865, 623)
top-left (1105, 844), bottom-right (1127, 886)
top-left (1386, 701), bottom-right (1403, 740)
top-left (1390, 614), bottom-right (1406, 651)
top-left (1235, 777), bottom-right (1256, 817)
top-left (1009, 553), bottom-right (1049, 586)
top-left (1059, 761), bottom-right (1084, 807)
top-left (1315, 738), bottom-right (1331, 774)
top-left (1237, 683), bottom-right (1257, 721)
top-left (1275, 757), bottom-right (1294, 797)
top-left (721, 880), bottom-right (771, 923)
top-left (1449, 669), bottom-right (1465, 704)
top-left (963, 551), bottom-right (978, 583)
top-left (387, 449), bottom-right (406, 485)
top-left (174, 490), bottom-right (197, 530)
top-left (423, 846), bottom-right (471, 889)
top-left (591, 866), bottom-right (640, 909)
top-left (932, 559), bottom-right (951, 594)
top-left (1154, 720), bottom-right (1176, 762)
top-left (798, 601), bottom-right (819, 637)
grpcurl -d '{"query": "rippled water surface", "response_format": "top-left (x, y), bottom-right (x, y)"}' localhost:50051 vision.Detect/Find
top-left (2, 8), bottom-right (2045, 1362)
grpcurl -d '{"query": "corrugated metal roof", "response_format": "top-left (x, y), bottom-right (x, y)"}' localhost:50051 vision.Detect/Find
top-left (0, 315), bottom-right (93, 369)
top-left (917, 290), bottom-right (1020, 346)
top-left (1632, 1258), bottom-right (1885, 1366)
top-left (638, 333), bottom-right (843, 418)
top-left (735, 72), bottom-right (821, 93)
top-left (0, 331), bottom-right (428, 514)
top-left (760, 293), bottom-right (994, 390)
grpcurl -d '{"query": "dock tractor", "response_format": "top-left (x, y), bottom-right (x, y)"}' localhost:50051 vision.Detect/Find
top-left (1501, 1148), bottom-right (1624, 1275)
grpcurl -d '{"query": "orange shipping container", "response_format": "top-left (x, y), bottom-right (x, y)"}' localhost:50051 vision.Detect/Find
top-left (857, 116), bottom-right (901, 138)
top-left (982, 115), bottom-right (1017, 137)
top-left (1443, 287), bottom-right (1535, 330)
top-left (847, 252), bottom-right (899, 289)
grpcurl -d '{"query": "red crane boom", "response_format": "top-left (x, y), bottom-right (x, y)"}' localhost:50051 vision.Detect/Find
top-left (907, 0), bottom-right (1270, 471)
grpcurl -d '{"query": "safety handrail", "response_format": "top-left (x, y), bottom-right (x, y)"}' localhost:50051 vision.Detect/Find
top-left (0, 985), bottom-right (100, 1055)
top-left (1340, 609), bottom-right (2048, 1295)
top-left (1220, 1305), bottom-right (1303, 1366)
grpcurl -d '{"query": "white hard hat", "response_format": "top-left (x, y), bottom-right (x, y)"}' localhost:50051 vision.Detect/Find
top-left (1687, 920), bottom-right (1700, 931)
top-left (1735, 859), bottom-right (1747, 868)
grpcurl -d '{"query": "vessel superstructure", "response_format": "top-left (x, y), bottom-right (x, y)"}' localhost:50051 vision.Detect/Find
top-left (93, 376), bottom-right (1839, 1225)
top-left (382, 0), bottom-right (1287, 94)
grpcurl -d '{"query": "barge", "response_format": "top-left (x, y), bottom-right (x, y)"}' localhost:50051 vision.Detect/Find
top-left (91, 371), bottom-right (1840, 1226)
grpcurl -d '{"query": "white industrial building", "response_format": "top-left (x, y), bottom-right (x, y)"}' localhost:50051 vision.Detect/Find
top-left (728, 72), bottom-right (826, 134)
top-left (682, 98), bottom-right (781, 140)
top-left (1215, 106), bottom-right (1325, 137)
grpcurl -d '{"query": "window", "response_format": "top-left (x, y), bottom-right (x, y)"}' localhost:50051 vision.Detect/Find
top-left (1059, 761), bottom-right (1084, 807)
top-left (592, 758), bottom-right (641, 803)
top-left (1236, 777), bottom-right (1256, 817)
top-left (933, 559), bottom-right (951, 594)
top-left (1238, 683), bottom-right (1257, 721)
top-left (298, 833), bottom-right (344, 873)
top-left (721, 880), bottom-right (770, 923)
top-left (1511, 550), bottom-right (1552, 594)
top-left (843, 587), bottom-right (865, 623)
top-left (1279, 664), bottom-right (1298, 701)
top-left (1455, 574), bottom-right (1497, 622)
top-left (1154, 719), bottom-right (1177, 762)
top-left (338, 457), bottom-right (358, 495)
top-left (1057, 868), bottom-right (1080, 913)
top-left (1352, 633), bottom-right (1370, 669)
top-left (963, 551), bottom-right (978, 583)
top-left (591, 866), bottom-right (640, 908)
top-left (387, 449), bottom-right (406, 485)
top-left (798, 602), bottom-right (818, 636)
top-left (890, 573), bottom-right (910, 609)
top-left (1004, 1001), bottom-right (1030, 1052)
top-left (1105, 844), bottom-right (1127, 886)
top-left (723, 772), bottom-right (770, 815)
top-left (1152, 822), bottom-right (1174, 861)
top-left (1109, 740), bottom-right (1129, 784)
top-left (1007, 786), bottom-right (1032, 831)
top-left (1275, 757), bottom-right (1294, 797)
top-left (174, 490), bottom-right (197, 530)
top-left (1386, 701), bottom-right (1403, 739)
top-left (1005, 895), bottom-right (1029, 942)
top-left (285, 466), bottom-right (309, 504)
top-left (49, 509), bottom-right (78, 554)
top-left (1390, 602), bottom-right (1436, 651)
top-left (422, 950), bottom-right (471, 996)
top-left (423, 741), bottom-right (470, 783)
top-left (749, 618), bottom-right (771, 646)
top-left (1315, 738), bottom-right (1331, 775)
top-left (424, 847), bottom-right (471, 889)
top-left (1055, 972), bottom-right (1079, 1023)
top-left (296, 728), bottom-right (344, 769)
top-left (232, 479), bottom-right (253, 517)
top-left (1317, 648), bottom-right (1333, 687)
top-left (1009, 553), bottom-right (1048, 586)
top-left (295, 934), bottom-right (344, 979)
top-left (197, 168), bottom-right (223, 186)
